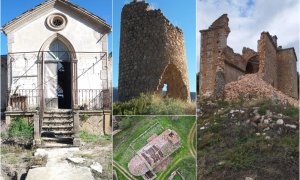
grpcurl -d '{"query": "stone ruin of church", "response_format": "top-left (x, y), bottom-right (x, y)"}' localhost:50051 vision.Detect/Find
top-left (118, 1), bottom-right (190, 102)
top-left (199, 14), bottom-right (298, 100)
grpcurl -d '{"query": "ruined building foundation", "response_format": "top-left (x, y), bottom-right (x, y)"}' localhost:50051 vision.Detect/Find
top-left (199, 14), bottom-right (298, 100)
top-left (118, 1), bottom-right (190, 102)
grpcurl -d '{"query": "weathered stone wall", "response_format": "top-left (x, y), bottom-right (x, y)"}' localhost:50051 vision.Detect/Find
top-left (258, 32), bottom-right (278, 88)
top-left (118, 1), bottom-right (190, 102)
top-left (223, 47), bottom-right (246, 83)
top-left (1, 55), bottom-right (8, 111)
top-left (200, 14), bottom-right (229, 96)
top-left (277, 49), bottom-right (298, 99)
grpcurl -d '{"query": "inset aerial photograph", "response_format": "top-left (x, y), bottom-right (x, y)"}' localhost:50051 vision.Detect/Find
top-left (197, 0), bottom-right (299, 179)
top-left (112, 0), bottom-right (196, 115)
top-left (113, 116), bottom-right (196, 179)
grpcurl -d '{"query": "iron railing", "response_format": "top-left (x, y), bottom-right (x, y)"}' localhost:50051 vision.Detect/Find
top-left (78, 89), bottom-right (104, 110)
top-left (6, 51), bottom-right (110, 111)
top-left (9, 89), bottom-right (39, 110)
top-left (9, 89), bottom-right (107, 110)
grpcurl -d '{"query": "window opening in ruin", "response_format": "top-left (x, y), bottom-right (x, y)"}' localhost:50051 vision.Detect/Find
top-left (162, 84), bottom-right (167, 96)
top-left (246, 56), bottom-right (259, 74)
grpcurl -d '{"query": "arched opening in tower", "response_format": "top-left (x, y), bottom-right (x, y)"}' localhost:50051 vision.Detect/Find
top-left (157, 64), bottom-right (188, 100)
top-left (245, 56), bottom-right (259, 74)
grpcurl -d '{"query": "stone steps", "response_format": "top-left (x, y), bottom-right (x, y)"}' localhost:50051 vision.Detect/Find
top-left (42, 137), bottom-right (73, 144)
top-left (42, 125), bottom-right (73, 129)
top-left (41, 110), bottom-right (75, 147)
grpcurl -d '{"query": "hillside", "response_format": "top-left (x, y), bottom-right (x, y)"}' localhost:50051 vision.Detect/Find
top-left (197, 98), bottom-right (299, 179)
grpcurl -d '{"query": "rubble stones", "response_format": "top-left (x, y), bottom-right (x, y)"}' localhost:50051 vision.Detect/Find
top-left (224, 74), bottom-right (299, 107)
top-left (276, 119), bottom-right (284, 125)
top-left (285, 124), bottom-right (297, 129)
top-left (67, 157), bottom-right (86, 164)
top-left (90, 162), bottom-right (103, 174)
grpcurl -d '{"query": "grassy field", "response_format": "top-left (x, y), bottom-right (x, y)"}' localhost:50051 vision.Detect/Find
top-left (113, 116), bottom-right (196, 180)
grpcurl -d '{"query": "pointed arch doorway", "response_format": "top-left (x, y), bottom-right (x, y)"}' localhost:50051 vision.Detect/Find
top-left (42, 37), bottom-right (75, 109)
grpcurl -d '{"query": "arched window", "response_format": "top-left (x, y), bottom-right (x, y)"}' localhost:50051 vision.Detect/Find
top-left (45, 39), bottom-right (70, 61)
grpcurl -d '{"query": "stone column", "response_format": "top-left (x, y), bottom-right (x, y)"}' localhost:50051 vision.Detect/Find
top-left (103, 110), bottom-right (111, 135)
top-left (33, 111), bottom-right (41, 146)
top-left (73, 111), bottom-right (81, 146)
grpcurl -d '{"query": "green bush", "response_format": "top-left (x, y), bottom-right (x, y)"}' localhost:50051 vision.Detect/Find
top-left (113, 93), bottom-right (195, 115)
top-left (79, 131), bottom-right (99, 142)
top-left (8, 117), bottom-right (33, 140)
top-left (257, 99), bottom-right (299, 118)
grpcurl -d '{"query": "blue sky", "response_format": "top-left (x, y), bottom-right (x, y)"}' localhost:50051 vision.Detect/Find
top-left (113, 0), bottom-right (197, 92)
top-left (1, 0), bottom-right (112, 54)
top-left (197, 0), bottom-right (300, 71)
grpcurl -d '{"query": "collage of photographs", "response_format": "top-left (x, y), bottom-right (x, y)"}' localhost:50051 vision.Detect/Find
top-left (0, 0), bottom-right (299, 179)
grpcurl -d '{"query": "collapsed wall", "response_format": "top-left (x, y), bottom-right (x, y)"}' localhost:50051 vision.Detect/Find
top-left (199, 14), bottom-right (298, 100)
top-left (118, 1), bottom-right (190, 102)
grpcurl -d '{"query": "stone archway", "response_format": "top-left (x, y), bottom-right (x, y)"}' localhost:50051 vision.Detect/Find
top-left (245, 55), bottom-right (259, 74)
top-left (157, 64), bottom-right (189, 101)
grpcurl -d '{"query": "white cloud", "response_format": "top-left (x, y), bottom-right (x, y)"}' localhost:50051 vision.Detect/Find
top-left (197, 0), bottom-right (300, 72)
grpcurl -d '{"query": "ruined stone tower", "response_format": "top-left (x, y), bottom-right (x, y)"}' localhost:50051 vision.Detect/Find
top-left (118, 1), bottom-right (190, 102)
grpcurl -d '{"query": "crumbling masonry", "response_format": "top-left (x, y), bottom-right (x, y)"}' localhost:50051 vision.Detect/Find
top-left (199, 14), bottom-right (298, 99)
top-left (118, 1), bottom-right (190, 102)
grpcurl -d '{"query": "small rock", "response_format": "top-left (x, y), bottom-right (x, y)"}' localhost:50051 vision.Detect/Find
top-left (265, 136), bottom-right (271, 140)
top-left (67, 157), bottom-right (85, 164)
top-left (200, 126), bottom-right (205, 130)
top-left (263, 127), bottom-right (270, 131)
top-left (252, 115), bottom-right (261, 123)
top-left (245, 177), bottom-right (254, 180)
top-left (263, 119), bottom-right (269, 124)
top-left (34, 149), bottom-right (47, 157)
top-left (256, 133), bottom-right (260, 136)
top-left (285, 124), bottom-right (297, 129)
top-left (251, 122), bottom-right (257, 127)
top-left (90, 162), bottom-right (102, 174)
top-left (266, 110), bottom-right (272, 115)
top-left (276, 119), bottom-right (284, 125)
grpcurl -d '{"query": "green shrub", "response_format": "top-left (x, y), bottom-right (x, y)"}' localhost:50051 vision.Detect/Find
top-left (8, 117), bottom-right (33, 140)
top-left (257, 99), bottom-right (298, 118)
top-left (113, 93), bottom-right (195, 115)
top-left (282, 106), bottom-right (299, 118)
top-left (79, 131), bottom-right (99, 142)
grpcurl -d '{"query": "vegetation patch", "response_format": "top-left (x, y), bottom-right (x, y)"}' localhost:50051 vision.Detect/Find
top-left (113, 93), bottom-right (196, 115)
top-left (79, 131), bottom-right (99, 142)
top-left (198, 98), bottom-right (299, 179)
